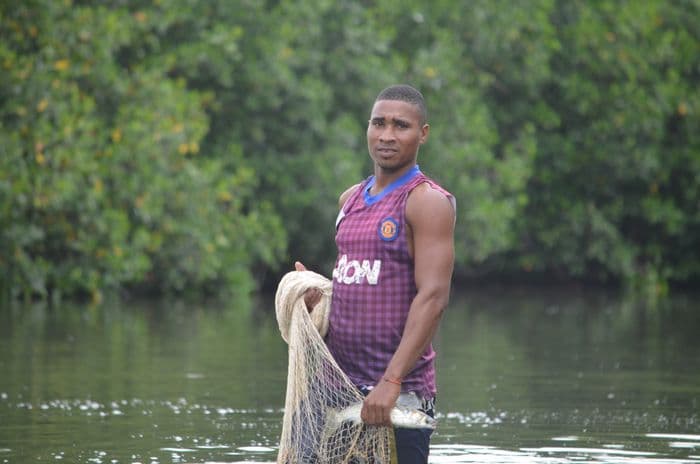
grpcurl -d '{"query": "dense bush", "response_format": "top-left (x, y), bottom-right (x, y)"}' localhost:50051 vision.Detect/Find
top-left (0, 1), bottom-right (285, 301)
top-left (1, 0), bottom-right (698, 300)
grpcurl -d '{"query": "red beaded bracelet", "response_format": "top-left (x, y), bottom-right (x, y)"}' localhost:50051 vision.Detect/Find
top-left (383, 376), bottom-right (402, 386)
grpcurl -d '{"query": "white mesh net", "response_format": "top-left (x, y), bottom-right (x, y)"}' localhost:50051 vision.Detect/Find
top-left (275, 270), bottom-right (392, 463)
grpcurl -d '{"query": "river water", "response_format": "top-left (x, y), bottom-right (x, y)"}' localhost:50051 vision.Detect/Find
top-left (0, 285), bottom-right (699, 463)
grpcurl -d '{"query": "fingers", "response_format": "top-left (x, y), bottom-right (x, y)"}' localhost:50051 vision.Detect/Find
top-left (303, 288), bottom-right (322, 312)
top-left (294, 262), bottom-right (320, 311)
top-left (361, 383), bottom-right (400, 427)
top-left (361, 395), bottom-right (393, 427)
top-left (361, 404), bottom-right (391, 426)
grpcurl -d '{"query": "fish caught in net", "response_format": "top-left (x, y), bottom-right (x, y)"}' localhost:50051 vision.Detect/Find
top-left (275, 270), bottom-right (393, 463)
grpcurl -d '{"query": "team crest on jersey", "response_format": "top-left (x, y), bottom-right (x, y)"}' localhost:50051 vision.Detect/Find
top-left (378, 217), bottom-right (399, 242)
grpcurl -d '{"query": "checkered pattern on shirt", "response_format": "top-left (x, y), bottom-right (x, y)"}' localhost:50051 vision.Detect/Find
top-left (326, 170), bottom-right (453, 399)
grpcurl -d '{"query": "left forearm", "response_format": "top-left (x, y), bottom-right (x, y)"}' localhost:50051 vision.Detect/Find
top-left (383, 290), bottom-right (448, 382)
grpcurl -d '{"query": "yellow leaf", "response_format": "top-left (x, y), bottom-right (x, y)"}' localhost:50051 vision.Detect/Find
top-left (424, 67), bottom-right (437, 79)
top-left (33, 195), bottom-right (48, 208)
top-left (113, 246), bottom-right (123, 257)
top-left (279, 47), bottom-right (294, 60)
top-left (677, 102), bottom-right (688, 116)
top-left (172, 123), bottom-right (184, 133)
top-left (93, 178), bottom-right (103, 194)
top-left (91, 289), bottom-right (103, 306)
top-left (189, 142), bottom-right (199, 154)
top-left (37, 98), bottom-right (48, 113)
top-left (614, 113), bottom-right (624, 127)
top-left (54, 59), bottom-right (70, 71)
top-left (134, 11), bottom-right (147, 22)
top-left (217, 191), bottom-right (232, 202)
top-left (178, 143), bottom-right (189, 154)
top-left (111, 128), bottom-right (122, 143)
top-left (35, 153), bottom-right (46, 165)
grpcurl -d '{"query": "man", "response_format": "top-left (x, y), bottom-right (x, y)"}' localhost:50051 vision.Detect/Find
top-left (296, 84), bottom-right (455, 463)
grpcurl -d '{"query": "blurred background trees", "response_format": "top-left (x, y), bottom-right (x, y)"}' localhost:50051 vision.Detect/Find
top-left (1, 0), bottom-right (698, 301)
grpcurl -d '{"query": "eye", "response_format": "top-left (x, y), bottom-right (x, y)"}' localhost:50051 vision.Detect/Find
top-left (371, 120), bottom-right (384, 127)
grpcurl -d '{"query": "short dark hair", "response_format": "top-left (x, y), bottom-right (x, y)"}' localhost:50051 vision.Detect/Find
top-left (375, 84), bottom-right (428, 124)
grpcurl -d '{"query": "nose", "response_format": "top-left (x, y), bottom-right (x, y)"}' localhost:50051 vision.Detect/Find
top-left (378, 125), bottom-right (396, 143)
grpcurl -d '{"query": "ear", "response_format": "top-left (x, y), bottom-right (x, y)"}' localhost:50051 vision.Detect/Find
top-left (419, 123), bottom-right (430, 144)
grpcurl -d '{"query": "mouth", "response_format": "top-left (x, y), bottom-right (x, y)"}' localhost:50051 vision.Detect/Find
top-left (376, 147), bottom-right (397, 155)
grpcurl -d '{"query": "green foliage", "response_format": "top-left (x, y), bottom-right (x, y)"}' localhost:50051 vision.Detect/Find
top-left (1, 0), bottom-right (698, 300)
top-left (518, 0), bottom-right (700, 289)
top-left (0, 0), bottom-right (285, 300)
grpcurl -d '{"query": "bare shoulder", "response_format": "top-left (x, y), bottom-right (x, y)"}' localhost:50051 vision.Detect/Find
top-left (406, 183), bottom-right (456, 226)
top-left (407, 183), bottom-right (455, 285)
top-left (338, 184), bottom-right (361, 209)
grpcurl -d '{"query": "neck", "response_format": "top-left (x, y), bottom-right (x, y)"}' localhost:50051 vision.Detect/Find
top-left (373, 163), bottom-right (418, 191)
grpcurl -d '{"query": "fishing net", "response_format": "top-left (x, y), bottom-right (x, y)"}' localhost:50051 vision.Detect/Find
top-left (275, 270), bottom-right (393, 463)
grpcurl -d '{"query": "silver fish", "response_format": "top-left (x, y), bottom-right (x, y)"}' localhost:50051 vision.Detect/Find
top-left (328, 402), bottom-right (437, 430)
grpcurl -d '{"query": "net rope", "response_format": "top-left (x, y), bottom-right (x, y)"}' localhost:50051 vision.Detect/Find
top-left (275, 270), bottom-right (392, 463)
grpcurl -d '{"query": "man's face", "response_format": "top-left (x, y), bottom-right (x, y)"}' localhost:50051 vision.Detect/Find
top-left (367, 99), bottom-right (429, 174)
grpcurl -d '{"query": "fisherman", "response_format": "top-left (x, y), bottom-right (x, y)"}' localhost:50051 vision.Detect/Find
top-left (296, 84), bottom-right (456, 463)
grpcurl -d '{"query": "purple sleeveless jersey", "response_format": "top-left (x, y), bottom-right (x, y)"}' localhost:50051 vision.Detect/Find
top-left (326, 165), bottom-right (454, 399)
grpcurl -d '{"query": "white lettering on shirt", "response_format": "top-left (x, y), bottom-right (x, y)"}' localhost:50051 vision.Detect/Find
top-left (332, 254), bottom-right (381, 285)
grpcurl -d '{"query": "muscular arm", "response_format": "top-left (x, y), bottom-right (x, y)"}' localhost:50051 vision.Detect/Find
top-left (361, 184), bottom-right (456, 426)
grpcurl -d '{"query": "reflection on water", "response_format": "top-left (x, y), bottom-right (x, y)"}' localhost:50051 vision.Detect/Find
top-left (0, 287), bottom-right (698, 463)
